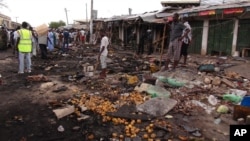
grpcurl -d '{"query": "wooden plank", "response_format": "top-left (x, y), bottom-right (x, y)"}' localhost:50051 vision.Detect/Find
top-left (233, 105), bottom-right (250, 120)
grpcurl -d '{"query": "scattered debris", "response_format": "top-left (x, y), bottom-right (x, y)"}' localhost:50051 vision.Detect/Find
top-left (26, 74), bottom-right (49, 82)
top-left (217, 105), bottom-right (229, 114)
top-left (53, 105), bottom-right (75, 119)
top-left (233, 105), bottom-right (250, 120)
top-left (52, 85), bottom-right (68, 93)
top-left (137, 97), bottom-right (177, 117)
top-left (57, 125), bottom-right (65, 132)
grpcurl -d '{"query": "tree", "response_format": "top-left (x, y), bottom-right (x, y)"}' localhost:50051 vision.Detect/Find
top-left (49, 20), bottom-right (66, 29)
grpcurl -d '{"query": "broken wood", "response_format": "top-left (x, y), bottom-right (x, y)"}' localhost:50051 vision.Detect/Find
top-left (153, 36), bottom-right (168, 44)
top-left (221, 78), bottom-right (236, 88)
top-left (233, 105), bottom-right (250, 120)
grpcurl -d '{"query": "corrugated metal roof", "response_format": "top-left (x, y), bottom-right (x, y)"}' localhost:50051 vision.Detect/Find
top-left (179, 1), bottom-right (250, 14)
top-left (161, 0), bottom-right (200, 4)
top-left (104, 15), bottom-right (135, 22)
top-left (100, 1), bottom-right (250, 24)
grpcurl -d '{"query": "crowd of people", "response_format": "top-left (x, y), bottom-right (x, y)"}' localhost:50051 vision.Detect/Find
top-left (1, 22), bottom-right (90, 75)
top-left (3, 12), bottom-right (191, 79)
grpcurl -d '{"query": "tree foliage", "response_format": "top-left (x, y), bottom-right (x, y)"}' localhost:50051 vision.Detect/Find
top-left (49, 20), bottom-right (66, 29)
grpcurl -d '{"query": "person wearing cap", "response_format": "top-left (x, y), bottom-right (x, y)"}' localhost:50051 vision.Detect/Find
top-left (163, 13), bottom-right (190, 71)
top-left (180, 16), bottom-right (192, 65)
top-left (16, 21), bottom-right (32, 73)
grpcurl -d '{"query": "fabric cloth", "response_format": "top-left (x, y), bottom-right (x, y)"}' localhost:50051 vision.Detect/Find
top-left (39, 44), bottom-right (48, 59)
top-left (32, 42), bottom-right (38, 56)
top-left (180, 42), bottom-right (189, 56)
top-left (100, 36), bottom-right (109, 56)
top-left (13, 31), bottom-right (19, 41)
top-left (31, 33), bottom-right (38, 56)
top-left (18, 52), bottom-right (31, 73)
top-left (100, 55), bottom-right (107, 69)
top-left (166, 38), bottom-right (182, 61)
top-left (182, 21), bottom-right (192, 44)
top-left (170, 21), bottom-right (186, 41)
top-left (38, 35), bottom-right (47, 45)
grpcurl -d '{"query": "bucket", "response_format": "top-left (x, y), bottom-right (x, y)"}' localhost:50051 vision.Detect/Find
top-left (241, 96), bottom-right (250, 107)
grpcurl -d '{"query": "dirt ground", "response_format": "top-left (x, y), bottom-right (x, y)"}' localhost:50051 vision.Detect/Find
top-left (0, 45), bottom-right (249, 141)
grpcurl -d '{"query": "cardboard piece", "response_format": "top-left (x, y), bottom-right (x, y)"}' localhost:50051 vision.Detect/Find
top-left (53, 105), bottom-right (75, 119)
top-left (35, 24), bottom-right (49, 36)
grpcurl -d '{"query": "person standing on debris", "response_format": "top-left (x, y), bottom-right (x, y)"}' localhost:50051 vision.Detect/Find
top-left (137, 31), bottom-right (146, 56)
top-left (29, 26), bottom-right (38, 58)
top-left (0, 26), bottom-right (8, 50)
top-left (47, 28), bottom-right (54, 52)
top-left (80, 28), bottom-right (85, 44)
top-left (38, 30), bottom-right (51, 60)
top-left (13, 26), bottom-right (21, 56)
top-left (179, 16), bottom-right (192, 66)
top-left (76, 29), bottom-right (81, 45)
top-left (163, 13), bottom-right (190, 71)
top-left (62, 28), bottom-right (70, 54)
top-left (16, 21), bottom-right (32, 73)
top-left (58, 30), bottom-right (63, 49)
top-left (146, 29), bottom-right (153, 55)
top-left (52, 29), bottom-right (57, 49)
top-left (98, 29), bottom-right (109, 79)
top-left (129, 31), bottom-right (137, 52)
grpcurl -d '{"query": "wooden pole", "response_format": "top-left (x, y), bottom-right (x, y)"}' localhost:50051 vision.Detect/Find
top-left (159, 23), bottom-right (167, 68)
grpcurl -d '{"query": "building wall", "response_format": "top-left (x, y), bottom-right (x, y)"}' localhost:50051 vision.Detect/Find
top-left (0, 13), bottom-right (11, 28)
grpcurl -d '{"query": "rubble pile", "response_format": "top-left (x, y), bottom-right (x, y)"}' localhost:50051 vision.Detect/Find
top-left (26, 46), bottom-right (250, 140)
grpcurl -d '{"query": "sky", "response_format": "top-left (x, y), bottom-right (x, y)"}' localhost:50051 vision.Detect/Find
top-left (1, 0), bottom-right (163, 27)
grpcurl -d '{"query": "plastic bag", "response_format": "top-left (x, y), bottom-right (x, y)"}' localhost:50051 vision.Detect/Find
top-left (223, 94), bottom-right (243, 104)
top-left (137, 97), bottom-right (177, 117)
top-left (146, 85), bottom-right (171, 98)
top-left (198, 64), bottom-right (215, 72)
top-left (217, 105), bottom-right (229, 113)
top-left (157, 76), bottom-right (185, 87)
top-left (134, 83), bottom-right (171, 98)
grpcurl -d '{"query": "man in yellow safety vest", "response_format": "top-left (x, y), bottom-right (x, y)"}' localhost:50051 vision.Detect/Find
top-left (16, 21), bottom-right (32, 74)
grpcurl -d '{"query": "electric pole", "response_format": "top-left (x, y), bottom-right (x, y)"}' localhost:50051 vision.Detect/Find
top-left (15, 17), bottom-right (18, 23)
top-left (86, 3), bottom-right (88, 22)
top-left (90, 0), bottom-right (93, 44)
top-left (65, 8), bottom-right (69, 25)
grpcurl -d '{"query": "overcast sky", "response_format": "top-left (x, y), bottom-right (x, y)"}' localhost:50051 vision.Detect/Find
top-left (1, 0), bottom-right (163, 27)
top-left (2, 0), bottom-right (245, 27)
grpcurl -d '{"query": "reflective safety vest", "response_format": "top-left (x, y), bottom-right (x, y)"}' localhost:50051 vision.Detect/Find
top-left (18, 29), bottom-right (32, 52)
